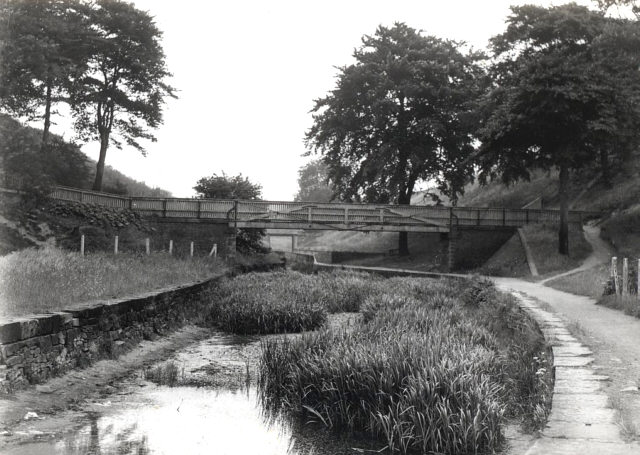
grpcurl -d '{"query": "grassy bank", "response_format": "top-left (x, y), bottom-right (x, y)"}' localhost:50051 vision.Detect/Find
top-left (0, 247), bottom-right (226, 318)
top-left (205, 270), bottom-right (376, 334)
top-left (257, 276), bottom-right (551, 454)
top-left (546, 264), bottom-right (608, 298)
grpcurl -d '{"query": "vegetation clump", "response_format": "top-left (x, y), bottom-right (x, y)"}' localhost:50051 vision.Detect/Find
top-left (206, 270), bottom-right (376, 334)
top-left (258, 276), bottom-right (550, 454)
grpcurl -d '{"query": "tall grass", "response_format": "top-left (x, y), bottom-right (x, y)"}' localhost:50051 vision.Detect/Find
top-left (258, 277), bottom-right (550, 454)
top-left (522, 223), bottom-right (592, 276)
top-left (546, 264), bottom-right (609, 298)
top-left (0, 246), bottom-right (226, 318)
top-left (205, 270), bottom-right (376, 334)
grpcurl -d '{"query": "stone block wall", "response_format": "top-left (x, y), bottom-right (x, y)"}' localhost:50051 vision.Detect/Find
top-left (0, 277), bottom-right (220, 393)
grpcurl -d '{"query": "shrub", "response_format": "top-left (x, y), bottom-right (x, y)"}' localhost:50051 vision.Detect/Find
top-left (145, 361), bottom-right (180, 386)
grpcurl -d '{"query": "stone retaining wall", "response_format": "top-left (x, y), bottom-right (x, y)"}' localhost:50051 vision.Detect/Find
top-left (0, 277), bottom-right (220, 393)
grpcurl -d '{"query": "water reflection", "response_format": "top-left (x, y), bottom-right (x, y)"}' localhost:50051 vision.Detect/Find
top-left (3, 332), bottom-right (382, 455)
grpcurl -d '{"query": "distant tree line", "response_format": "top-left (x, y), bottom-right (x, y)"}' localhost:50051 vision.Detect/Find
top-left (0, 0), bottom-right (175, 191)
top-left (305, 3), bottom-right (640, 255)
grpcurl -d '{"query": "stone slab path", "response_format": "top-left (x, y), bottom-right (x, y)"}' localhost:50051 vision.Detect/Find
top-left (502, 289), bottom-right (640, 455)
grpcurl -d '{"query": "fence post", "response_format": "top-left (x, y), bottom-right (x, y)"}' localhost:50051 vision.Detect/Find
top-left (623, 258), bottom-right (629, 296)
top-left (307, 206), bottom-right (312, 223)
top-left (114, 235), bottom-right (119, 254)
top-left (209, 243), bottom-right (217, 258)
top-left (145, 238), bottom-right (150, 255)
top-left (344, 207), bottom-right (349, 225)
top-left (379, 209), bottom-right (384, 223)
top-left (611, 257), bottom-right (618, 295)
top-left (169, 240), bottom-right (173, 255)
top-left (80, 235), bottom-right (85, 256)
top-left (197, 200), bottom-right (201, 219)
top-left (190, 241), bottom-right (194, 257)
top-left (162, 199), bottom-right (167, 218)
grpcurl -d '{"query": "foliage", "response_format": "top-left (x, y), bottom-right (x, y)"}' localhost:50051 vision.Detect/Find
top-left (294, 159), bottom-right (335, 203)
top-left (478, 4), bottom-right (640, 254)
top-left (70, 0), bottom-right (175, 191)
top-left (305, 23), bottom-right (485, 254)
top-left (47, 200), bottom-right (148, 230)
top-left (145, 361), bottom-right (181, 387)
top-left (194, 172), bottom-right (262, 200)
top-left (0, 247), bottom-right (226, 318)
top-left (258, 276), bottom-right (550, 454)
top-left (205, 270), bottom-right (375, 334)
top-left (0, 0), bottom-right (89, 148)
top-left (194, 172), bottom-right (266, 254)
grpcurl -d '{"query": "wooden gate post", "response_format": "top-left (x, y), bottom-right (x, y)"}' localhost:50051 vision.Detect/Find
top-left (623, 258), bottom-right (629, 296)
top-left (611, 257), bottom-right (618, 295)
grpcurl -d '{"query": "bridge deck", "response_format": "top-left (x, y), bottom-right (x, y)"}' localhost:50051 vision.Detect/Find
top-left (51, 186), bottom-right (596, 233)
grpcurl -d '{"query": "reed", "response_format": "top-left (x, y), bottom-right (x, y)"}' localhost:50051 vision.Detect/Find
top-left (258, 277), bottom-right (550, 454)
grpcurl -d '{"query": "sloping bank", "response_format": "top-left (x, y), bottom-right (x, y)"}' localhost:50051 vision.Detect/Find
top-left (0, 262), bottom-right (284, 393)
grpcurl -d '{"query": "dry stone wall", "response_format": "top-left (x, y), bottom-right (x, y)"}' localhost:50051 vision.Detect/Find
top-left (0, 277), bottom-right (219, 393)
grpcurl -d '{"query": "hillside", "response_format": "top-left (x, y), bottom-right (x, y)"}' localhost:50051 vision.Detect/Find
top-left (0, 114), bottom-right (171, 197)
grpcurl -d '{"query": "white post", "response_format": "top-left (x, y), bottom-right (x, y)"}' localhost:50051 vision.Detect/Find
top-left (169, 240), bottom-right (173, 255)
top-left (114, 235), bottom-right (119, 254)
top-left (623, 258), bottom-right (629, 296)
top-left (209, 243), bottom-right (217, 258)
top-left (80, 235), bottom-right (85, 256)
top-left (611, 257), bottom-right (618, 295)
top-left (145, 238), bottom-right (150, 255)
top-left (190, 241), bottom-right (194, 257)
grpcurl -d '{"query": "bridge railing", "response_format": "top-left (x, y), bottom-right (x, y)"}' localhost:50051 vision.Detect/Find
top-left (50, 186), bottom-right (595, 228)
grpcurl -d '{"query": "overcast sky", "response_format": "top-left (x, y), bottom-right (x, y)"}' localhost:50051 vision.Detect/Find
top-left (55, 0), bottom-right (593, 199)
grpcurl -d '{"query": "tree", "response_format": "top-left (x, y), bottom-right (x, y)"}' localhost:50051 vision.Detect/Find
top-left (294, 159), bottom-right (335, 203)
top-left (71, 0), bottom-right (175, 191)
top-left (0, 0), bottom-right (89, 152)
top-left (478, 4), bottom-right (640, 255)
top-left (305, 23), bottom-right (484, 255)
top-left (194, 173), bottom-right (267, 253)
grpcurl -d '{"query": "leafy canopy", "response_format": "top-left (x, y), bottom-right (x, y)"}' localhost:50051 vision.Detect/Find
top-left (305, 23), bottom-right (485, 205)
top-left (294, 159), bottom-right (335, 203)
top-left (478, 3), bottom-right (640, 183)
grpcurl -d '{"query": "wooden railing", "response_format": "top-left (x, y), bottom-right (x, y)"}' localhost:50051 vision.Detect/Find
top-left (50, 186), bottom-right (598, 229)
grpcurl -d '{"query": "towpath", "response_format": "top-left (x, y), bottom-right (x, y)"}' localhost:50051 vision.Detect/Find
top-left (494, 224), bottom-right (640, 453)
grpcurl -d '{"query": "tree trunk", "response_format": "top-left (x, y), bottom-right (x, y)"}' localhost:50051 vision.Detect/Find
top-left (600, 149), bottom-right (612, 188)
top-left (558, 163), bottom-right (570, 256)
top-left (397, 188), bottom-right (413, 256)
top-left (40, 77), bottom-right (52, 153)
top-left (92, 133), bottom-right (109, 191)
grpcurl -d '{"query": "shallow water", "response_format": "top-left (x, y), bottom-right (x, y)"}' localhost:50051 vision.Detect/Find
top-left (3, 330), bottom-right (376, 455)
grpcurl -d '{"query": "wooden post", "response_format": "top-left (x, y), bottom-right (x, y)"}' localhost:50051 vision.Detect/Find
top-left (169, 240), bottom-right (173, 255)
top-left (307, 206), bottom-right (312, 223)
top-left (344, 207), bottom-right (349, 225)
top-left (114, 235), bottom-right (119, 254)
top-left (379, 209), bottom-right (384, 223)
top-left (209, 243), bottom-right (217, 258)
top-left (623, 258), bottom-right (629, 296)
top-left (145, 238), bottom-right (150, 255)
top-left (611, 257), bottom-right (618, 295)
top-left (190, 241), bottom-right (194, 257)
top-left (80, 235), bottom-right (85, 256)
top-left (162, 199), bottom-right (167, 218)
top-left (197, 200), bottom-right (202, 219)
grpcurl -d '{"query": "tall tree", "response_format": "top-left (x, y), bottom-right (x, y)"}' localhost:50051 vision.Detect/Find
top-left (294, 159), bottom-right (335, 203)
top-left (478, 4), bottom-right (640, 255)
top-left (194, 173), bottom-right (266, 254)
top-left (0, 0), bottom-right (89, 151)
top-left (71, 0), bottom-right (175, 191)
top-left (306, 23), bottom-right (484, 255)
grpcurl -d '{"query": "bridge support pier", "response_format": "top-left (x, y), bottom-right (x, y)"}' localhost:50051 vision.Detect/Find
top-left (447, 226), bottom-right (457, 272)
top-left (225, 229), bottom-right (237, 259)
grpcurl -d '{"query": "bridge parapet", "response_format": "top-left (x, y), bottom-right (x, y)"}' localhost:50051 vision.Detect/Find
top-left (50, 186), bottom-right (599, 233)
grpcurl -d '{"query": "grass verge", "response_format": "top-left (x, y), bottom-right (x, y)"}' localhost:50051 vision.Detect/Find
top-left (258, 276), bottom-right (551, 454)
top-left (522, 223), bottom-right (591, 276)
top-left (545, 264), bottom-right (609, 298)
top-left (0, 246), bottom-right (226, 318)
